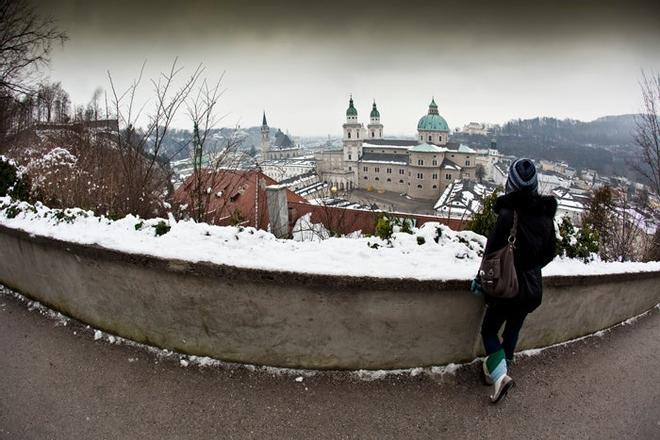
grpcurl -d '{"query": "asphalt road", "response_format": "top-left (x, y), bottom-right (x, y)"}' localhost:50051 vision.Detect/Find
top-left (0, 288), bottom-right (659, 440)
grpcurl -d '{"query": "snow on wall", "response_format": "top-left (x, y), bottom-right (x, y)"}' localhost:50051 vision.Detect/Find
top-left (1, 196), bottom-right (659, 281)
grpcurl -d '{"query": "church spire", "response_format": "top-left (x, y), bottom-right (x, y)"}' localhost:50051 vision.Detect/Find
top-left (262, 111), bottom-right (268, 127)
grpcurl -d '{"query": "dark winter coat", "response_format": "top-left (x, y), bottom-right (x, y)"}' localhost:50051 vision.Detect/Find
top-left (483, 191), bottom-right (558, 313)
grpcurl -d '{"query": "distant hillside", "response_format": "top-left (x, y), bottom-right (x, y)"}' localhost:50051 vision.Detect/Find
top-left (158, 126), bottom-right (280, 161)
top-left (452, 115), bottom-right (642, 179)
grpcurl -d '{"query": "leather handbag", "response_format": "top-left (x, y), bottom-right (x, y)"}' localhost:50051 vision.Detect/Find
top-left (478, 211), bottom-right (519, 298)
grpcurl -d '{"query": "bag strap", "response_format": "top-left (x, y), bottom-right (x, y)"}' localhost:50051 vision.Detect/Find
top-left (508, 210), bottom-right (518, 245)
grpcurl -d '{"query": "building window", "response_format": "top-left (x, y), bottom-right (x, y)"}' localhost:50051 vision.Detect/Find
top-left (432, 173), bottom-right (438, 179)
top-left (364, 176), bottom-right (368, 180)
top-left (387, 178), bottom-right (391, 182)
top-left (417, 184), bottom-right (423, 189)
top-left (451, 154), bottom-right (455, 157)
top-left (417, 173), bottom-right (423, 179)
top-left (386, 168), bottom-right (392, 174)
top-left (445, 173), bottom-right (451, 180)
top-left (466, 160), bottom-right (470, 166)
top-left (348, 131), bottom-right (351, 139)
top-left (375, 167), bottom-right (380, 173)
top-left (348, 166), bottom-right (352, 171)
top-left (432, 159), bottom-right (438, 166)
top-left (420, 135), bottom-right (423, 140)
top-left (428, 135), bottom-right (432, 141)
top-left (357, 131), bottom-right (360, 139)
top-left (363, 167), bottom-right (368, 172)
top-left (371, 131), bottom-right (375, 137)
top-left (399, 179), bottom-right (404, 183)
top-left (348, 154), bottom-right (352, 160)
top-left (375, 177), bottom-right (379, 181)
top-left (399, 169), bottom-right (404, 175)
top-left (417, 159), bottom-right (424, 166)
top-left (433, 185), bottom-right (437, 189)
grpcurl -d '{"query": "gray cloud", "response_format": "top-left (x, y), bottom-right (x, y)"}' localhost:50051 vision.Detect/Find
top-left (33, 0), bottom-right (660, 135)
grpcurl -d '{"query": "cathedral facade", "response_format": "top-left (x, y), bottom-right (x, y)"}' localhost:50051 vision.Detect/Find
top-left (315, 97), bottom-right (482, 199)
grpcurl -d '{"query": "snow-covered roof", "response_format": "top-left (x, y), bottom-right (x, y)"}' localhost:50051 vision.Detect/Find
top-left (457, 144), bottom-right (476, 153)
top-left (433, 179), bottom-right (498, 216)
top-left (440, 158), bottom-right (462, 170)
top-left (360, 152), bottom-right (408, 164)
top-left (409, 143), bottom-right (448, 153)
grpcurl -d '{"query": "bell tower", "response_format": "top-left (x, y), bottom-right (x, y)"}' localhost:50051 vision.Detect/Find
top-left (342, 95), bottom-right (363, 182)
top-left (367, 100), bottom-right (383, 139)
top-left (260, 111), bottom-right (270, 157)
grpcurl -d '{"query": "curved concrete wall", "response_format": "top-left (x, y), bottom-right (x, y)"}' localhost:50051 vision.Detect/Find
top-left (0, 224), bottom-right (658, 370)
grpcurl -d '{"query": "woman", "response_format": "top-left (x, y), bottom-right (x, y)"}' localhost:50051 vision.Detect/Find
top-left (472, 158), bottom-right (557, 403)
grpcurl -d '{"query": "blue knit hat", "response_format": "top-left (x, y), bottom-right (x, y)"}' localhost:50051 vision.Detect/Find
top-left (506, 158), bottom-right (538, 194)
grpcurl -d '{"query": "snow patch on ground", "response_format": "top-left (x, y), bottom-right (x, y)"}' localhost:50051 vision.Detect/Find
top-left (0, 284), bottom-right (70, 326)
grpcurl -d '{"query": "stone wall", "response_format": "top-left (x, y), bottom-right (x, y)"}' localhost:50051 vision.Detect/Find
top-left (0, 224), bottom-right (658, 370)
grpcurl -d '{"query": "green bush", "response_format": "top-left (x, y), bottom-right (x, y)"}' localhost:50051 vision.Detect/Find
top-left (398, 218), bottom-right (413, 234)
top-left (466, 189), bottom-right (500, 237)
top-left (0, 157), bottom-right (30, 201)
top-left (557, 216), bottom-right (599, 262)
top-left (375, 215), bottom-right (393, 240)
top-left (153, 220), bottom-right (171, 236)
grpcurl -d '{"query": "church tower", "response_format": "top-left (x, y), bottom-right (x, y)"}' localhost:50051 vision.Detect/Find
top-left (342, 96), bottom-right (363, 182)
top-left (260, 111), bottom-right (270, 157)
top-left (367, 100), bottom-right (383, 139)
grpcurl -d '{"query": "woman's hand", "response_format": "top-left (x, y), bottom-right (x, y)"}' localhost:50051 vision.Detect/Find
top-left (470, 277), bottom-right (485, 296)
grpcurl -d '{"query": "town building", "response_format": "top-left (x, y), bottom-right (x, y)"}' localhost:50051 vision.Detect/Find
top-left (462, 122), bottom-right (489, 136)
top-left (260, 155), bottom-right (316, 182)
top-left (434, 180), bottom-right (499, 221)
top-left (172, 169), bottom-right (307, 228)
top-left (315, 97), bottom-right (485, 200)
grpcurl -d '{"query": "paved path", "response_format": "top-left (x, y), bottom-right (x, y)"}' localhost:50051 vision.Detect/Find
top-left (0, 288), bottom-right (659, 440)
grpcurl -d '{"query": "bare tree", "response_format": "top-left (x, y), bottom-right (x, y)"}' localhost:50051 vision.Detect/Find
top-left (107, 59), bottom-right (204, 217)
top-left (633, 71), bottom-right (660, 196)
top-left (0, 0), bottom-right (67, 94)
top-left (183, 75), bottom-right (250, 224)
top-left (35, 81), bottom-right (69, 122)
top-left (0, 0), bottom-right (66, 143)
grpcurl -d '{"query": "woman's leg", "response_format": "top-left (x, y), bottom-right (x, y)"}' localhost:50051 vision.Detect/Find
top-left (481, 304), bottom-right (507, 355)
top-left (502, 311), bottom-right (528, 361)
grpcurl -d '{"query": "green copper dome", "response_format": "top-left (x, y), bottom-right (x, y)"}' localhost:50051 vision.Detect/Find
top-left (346, 96), bottom-right (358, 116)
top-left (417, 98), bottom-right (449, 132)
top-left (370, 101), bottom-right (380, 118)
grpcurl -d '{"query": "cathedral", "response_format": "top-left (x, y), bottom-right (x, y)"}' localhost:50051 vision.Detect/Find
top-left (315, 97), bottom-right (481, 199)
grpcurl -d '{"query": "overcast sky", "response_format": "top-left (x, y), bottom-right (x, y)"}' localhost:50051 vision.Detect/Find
top-left (35, 0), bottom-right (660, 136)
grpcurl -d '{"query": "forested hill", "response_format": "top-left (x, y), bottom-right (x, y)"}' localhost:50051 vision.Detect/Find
top-left (496, 115), bottom-right (638, 146)
top-left (452, 114), bottom-right (641, 179)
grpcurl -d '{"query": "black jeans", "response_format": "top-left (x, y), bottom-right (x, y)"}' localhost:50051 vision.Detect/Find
top-left (481, 304), bottom-right (528, 361)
